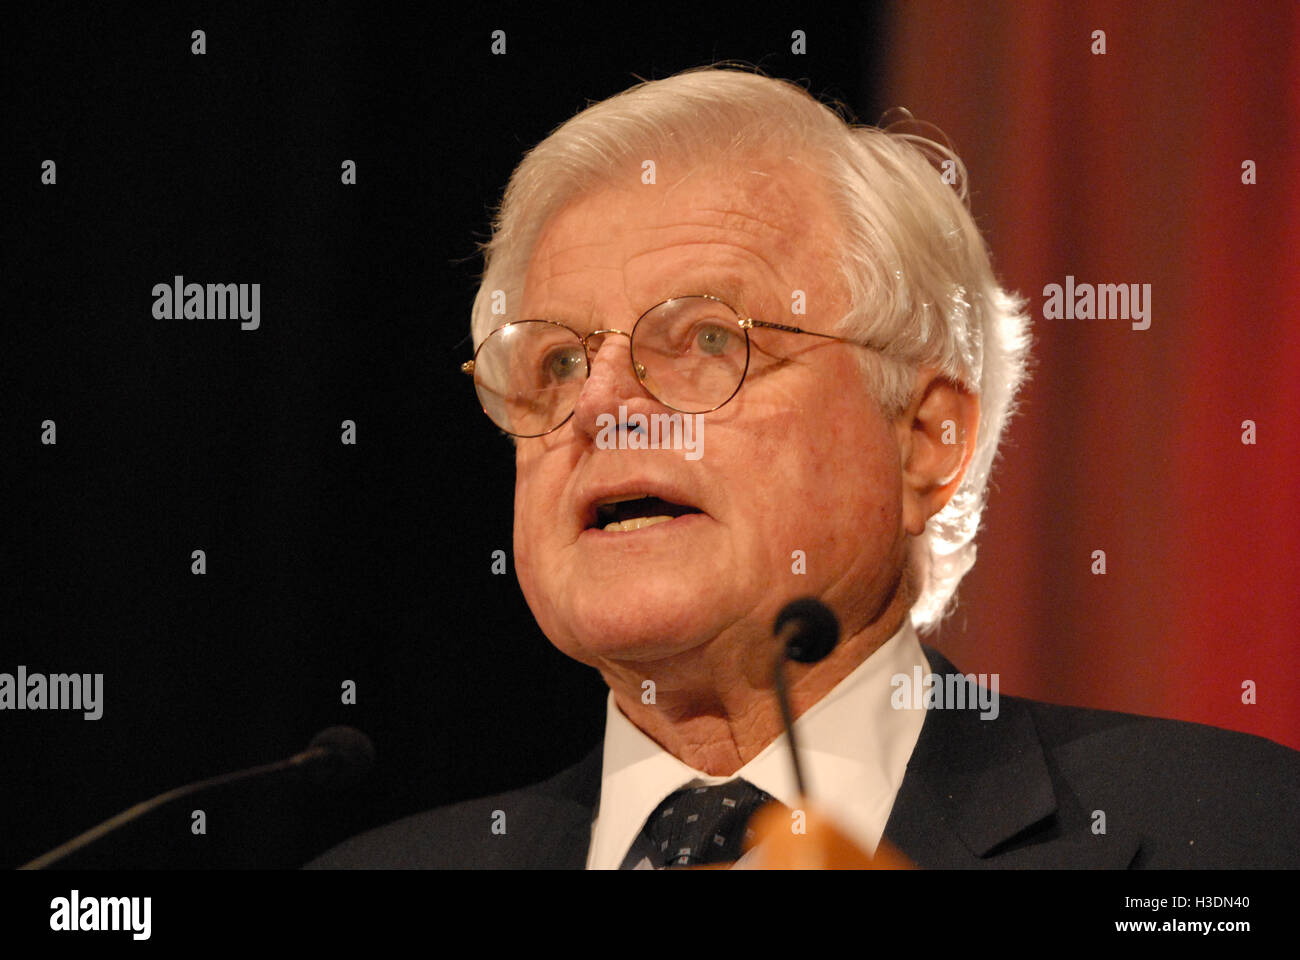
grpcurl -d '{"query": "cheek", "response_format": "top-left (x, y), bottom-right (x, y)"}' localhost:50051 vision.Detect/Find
top-left (735, 443), bottom-right (878, 572)
top-left (512, 441), bottom-right (576, 575)
top-left (512, 453), bottom-right (545, 582)
top-left (797, 414), bottom-right (901, 555)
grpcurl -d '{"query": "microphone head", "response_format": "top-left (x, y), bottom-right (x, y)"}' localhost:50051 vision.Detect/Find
top-left (774, 597), bottom-right (839, 664)
top-left (305, 726), bottom-right (376, 788)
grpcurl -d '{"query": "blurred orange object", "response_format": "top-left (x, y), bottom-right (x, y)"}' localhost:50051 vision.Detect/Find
top-left (740, 801), bottom-right (914, 869)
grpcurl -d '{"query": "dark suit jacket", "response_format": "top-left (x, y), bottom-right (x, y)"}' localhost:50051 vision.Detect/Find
top-left (306, 648), bottom-right (1300, 868)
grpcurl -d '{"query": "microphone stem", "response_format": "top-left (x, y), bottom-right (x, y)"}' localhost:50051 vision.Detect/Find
top-left (17, 751), bottom-right (317, 870)
top-left (772, 655), bottom-right (807, 798)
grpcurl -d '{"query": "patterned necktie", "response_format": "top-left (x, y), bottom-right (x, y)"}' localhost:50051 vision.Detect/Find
top-left (620, 778), bottom-right (778, 869)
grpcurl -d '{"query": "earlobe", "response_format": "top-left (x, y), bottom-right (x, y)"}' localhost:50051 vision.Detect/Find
top-left (899, 371), bottom-right (979, 537)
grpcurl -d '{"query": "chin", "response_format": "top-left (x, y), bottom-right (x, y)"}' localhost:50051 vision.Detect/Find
top-left (541, 578), bottom-right (732, 665)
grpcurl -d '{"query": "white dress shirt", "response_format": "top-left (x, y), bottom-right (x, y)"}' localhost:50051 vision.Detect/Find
top-left (585, 615), bottom-right (931, 868)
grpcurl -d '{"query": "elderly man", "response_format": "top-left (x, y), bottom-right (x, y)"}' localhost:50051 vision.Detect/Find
top-left (310, 67), bottom-right (1300, 869)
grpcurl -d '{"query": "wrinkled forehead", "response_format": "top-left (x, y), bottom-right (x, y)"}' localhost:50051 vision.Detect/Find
top-left (519, 151), bottom-right (844, 321)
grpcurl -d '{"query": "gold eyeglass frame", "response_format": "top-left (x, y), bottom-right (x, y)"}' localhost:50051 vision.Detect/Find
top-left (460, 294), bottom-right (881, 438)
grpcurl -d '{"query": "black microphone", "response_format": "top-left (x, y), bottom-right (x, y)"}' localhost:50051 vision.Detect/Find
top-left (774, 597), bottom-right (840, 664)
top-left (295, 725), bottom-right (378, 788)
top-left (19, 725), bottom-right (376, 870)
top-left (771, 598), bottom-right (840, 798)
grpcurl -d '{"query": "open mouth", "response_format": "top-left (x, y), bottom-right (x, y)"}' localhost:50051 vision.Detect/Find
top-left (590, 494), bottom-right (703, 533)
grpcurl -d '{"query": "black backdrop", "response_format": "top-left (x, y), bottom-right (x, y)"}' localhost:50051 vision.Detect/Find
top-left (6, 3), bottom-right (886, 869)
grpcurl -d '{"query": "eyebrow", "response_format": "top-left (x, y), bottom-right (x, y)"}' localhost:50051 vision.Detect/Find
top-left (660, 274), bottom-right (756, 317)
top-left (524, 274), bottom-right (762, 327)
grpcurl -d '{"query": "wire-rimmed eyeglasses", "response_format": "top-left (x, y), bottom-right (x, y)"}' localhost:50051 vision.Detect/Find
top-left (461, 294), bottom-right (880, 437)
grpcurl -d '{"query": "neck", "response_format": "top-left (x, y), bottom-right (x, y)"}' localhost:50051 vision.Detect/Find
top-left (598, 595), bottom-right (912, 776)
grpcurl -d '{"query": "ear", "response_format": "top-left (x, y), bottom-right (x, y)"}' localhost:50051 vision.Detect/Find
top-left (895, 368), bottom-right (980, 537)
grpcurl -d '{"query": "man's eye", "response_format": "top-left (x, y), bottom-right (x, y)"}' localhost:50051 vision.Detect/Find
top-left (694, 324), bottom-right (733, 355)
top-left (542, 347), bottom-right (585, 381)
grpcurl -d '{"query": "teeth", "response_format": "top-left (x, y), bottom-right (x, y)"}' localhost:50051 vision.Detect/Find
top-left (602, 515), bottom-right (675, 532)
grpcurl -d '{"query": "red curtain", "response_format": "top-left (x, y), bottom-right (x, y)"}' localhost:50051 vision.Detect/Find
top-left (885, 1), bottom-right (1300, 748)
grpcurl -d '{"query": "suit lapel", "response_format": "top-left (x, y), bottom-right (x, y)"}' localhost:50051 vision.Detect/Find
top-left (882, 647), bottom-right (1142, 868)
top-left (524, 739), bottom-right (602, 868)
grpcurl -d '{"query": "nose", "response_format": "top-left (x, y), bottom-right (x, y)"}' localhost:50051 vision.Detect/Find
top-left (570, 329), bottom-right (651, 438)
top-left (583, 328), bottom-right (631, 358)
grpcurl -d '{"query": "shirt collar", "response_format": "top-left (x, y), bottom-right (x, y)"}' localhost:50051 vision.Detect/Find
top-left (586, 615), bottom-right (930, 868)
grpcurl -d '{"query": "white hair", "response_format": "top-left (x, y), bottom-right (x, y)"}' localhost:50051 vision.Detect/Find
top-left (470, 66), bottom-right (1032, 633)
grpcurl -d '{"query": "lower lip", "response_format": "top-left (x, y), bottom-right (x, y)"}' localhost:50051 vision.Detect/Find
top-left (579, 513), bottom-right (707, 542)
